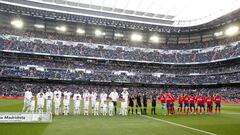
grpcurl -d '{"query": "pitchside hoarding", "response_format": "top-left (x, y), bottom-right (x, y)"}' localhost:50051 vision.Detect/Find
top-left (0, 113), bottom-right (52, 123)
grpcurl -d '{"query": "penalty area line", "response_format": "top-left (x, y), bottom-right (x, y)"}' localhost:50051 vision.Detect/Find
top-left (142, 115), bottom-right (217, 135)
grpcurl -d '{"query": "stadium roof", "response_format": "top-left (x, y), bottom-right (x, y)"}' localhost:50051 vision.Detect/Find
top-left (1, 0), bottom-right (240, 27)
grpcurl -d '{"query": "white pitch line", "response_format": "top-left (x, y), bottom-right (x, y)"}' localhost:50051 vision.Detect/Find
top-left (142, 115), bottom-right (217, 135)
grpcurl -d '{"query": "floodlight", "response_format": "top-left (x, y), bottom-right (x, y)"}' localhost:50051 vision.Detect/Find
top-left (115, 33), bottom-right (124, 37)
top-left (131, 33), bottom-right (142, 42)
top-left (225, 26), bottom-right (239, 36)
top-left (56, 26), bottom-right (66, 32)
top-left (214, 31), bottom-right (223, 37)
top-left (34, 24), bottom-right (45, 29)
top-left (11, 19), bottom-right (23, 29)
top-left (76, 28), bottom-right (85, 34)
top-left (95, 29), bottom-right (105, 36)
top-left (149, 35), bottom-right (159, 43)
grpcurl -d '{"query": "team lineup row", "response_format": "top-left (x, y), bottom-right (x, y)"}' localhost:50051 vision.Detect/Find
top-left (21, 87), bottom-right (222, 116)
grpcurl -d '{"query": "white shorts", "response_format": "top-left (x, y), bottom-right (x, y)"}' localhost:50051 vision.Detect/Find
top-left (38, 104), bottom-right (44, 108)
top-left (84, 102), bottom-right (89, 109)
top-left (121, 102), bottom-right (128, 108)
top-left (55, 102), bottom-right (60, 107)
top-left (91, 101), bottom-right (96, 107)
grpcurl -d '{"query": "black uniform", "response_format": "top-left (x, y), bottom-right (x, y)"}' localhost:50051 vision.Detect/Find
top-left (135, 94), bottom-right (142, 114)
top-left (152, 95), bottom-right (157, 107)
top-left (136, 94), bottom-right (142, 107)
top-left (128, 96), bottom-right (134, 114)
top-left (151, 94), bottom-right (157, 115)
top-left (143, 94), bottom-right (147, 108)
top-left (128, 96), bottom-right (134, 107)
top-left (143, 94), bottom-right (148, 115)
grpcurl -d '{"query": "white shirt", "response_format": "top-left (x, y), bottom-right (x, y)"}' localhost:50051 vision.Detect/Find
top-left (83, 92), bottom-right (90, 102)
top-left (63, 91), bottom-right (72, 100)
top-left (63, 99), bottom-right (70, 106)
top-left (100, 93), bottom-right (108, 102)
top-left (74, 99), bottom-right (81, 107)
top-left (45, 91), bottom-right (53, 100)
top-left (121, 91), bottom-right (129, 102)
top-left (46, 99), bottom-right (52, 106)
top-left (109, 92), bottom-right (119, 101)
top-left (37, 92), bottom-right (45, 99)
top-left (54, 96), bottom-right (61, 106)
top-left (91, 93), bottom-right (97, 102)
top-left (37, 96), bottom-right (45, 106)
top-left (24, 91), bottom-right (33, 100)
top-left (73, 93), bottom-right (82, 101)
top-left (54, 90), bottom-right (62, 99)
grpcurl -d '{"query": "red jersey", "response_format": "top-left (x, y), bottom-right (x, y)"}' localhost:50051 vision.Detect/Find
top-left (178, 96), bottom-right (184, 104)
top-left (214, 95), bottom-right (221, 104)
top-left (158, 94), bottom-right (166, 103)
top-left (183, 95), bottom-right (189, 104)
top-left (196, 96), bottom-right (203, 104)
top-left (206, 96), bottom-right (213, 105)
top-left (189, 96), bottom-right (195, 104)
top-left (170, 94), bottom-right (175, 103)
top-left (201, 96), bottom-right (206, 104)
top-left (166, 95), bottom-right (172, 104)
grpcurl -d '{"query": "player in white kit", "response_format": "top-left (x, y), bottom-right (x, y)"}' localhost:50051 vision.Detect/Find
top-left (63, 95), bottom-right (70, 116)
top-left (100, 91), bottom-right (107, 115)
top-left (37, 92), bottom-right (45, 113)
top-left (90, 91), bottom-right (97, 114)
top-left (22, 88), bottom-right (33, 112)
top-left (30, 97), bottom-right (35, 113)
top-left (108, 99), bottom-right (114, 116)
top-left (45, 88), bottom-right (53, 113)
top-left (102, 101), bottom-right (107, 116)
top-left (109, 89), bottom-right (119, 115)
top-left (54, 93), bottom-right (61, 115)
top-left (94, 96), bottom-right (100, 116)
top-left (73, 91), bottom-right (82, 115)
top-left (63, 90), bottom-right (72, 114)
top-left (121, 88), bottom-right (129, 116)
top-left (46, 96), bottom-right (52, 113)
top-left (54, 88), bottom-right (62, 114)
top-left (83, 90), bottom-right (90, 116)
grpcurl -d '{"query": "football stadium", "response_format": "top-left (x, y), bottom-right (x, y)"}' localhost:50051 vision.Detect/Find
top-left (0, 0), bottom-right (240, 135)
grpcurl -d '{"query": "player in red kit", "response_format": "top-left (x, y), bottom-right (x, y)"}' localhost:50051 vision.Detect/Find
top-left (214, 93), bottom-right (221, 113)
top-left (170, 93), bottom-right (175, 114)
top-left (189, 93), bottom-right (196, 114)
top-left (196, 93), bottom-right (204, 114)
top-left (166, 93), bottom-right (173, 115)
top-left (183, 93), bottom-right (189, 114)
top-left (177, 93), bottom-right (184, 113)
top-left (201, 94), bottom-right (206, 113)
top-left (206, 94), bottom-right (213, 114)
top-left (158, 91), bottom-right (167, 115)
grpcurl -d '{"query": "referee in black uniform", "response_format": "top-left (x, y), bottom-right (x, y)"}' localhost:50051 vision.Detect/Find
top-left (151, 92), bottom-right (157, 115)
top-left (135, 92), bottom-right (142, 114)
top-left (143, 92), bottom-right (148, 115)
top-left (128, 95), bottom-right (134, 114)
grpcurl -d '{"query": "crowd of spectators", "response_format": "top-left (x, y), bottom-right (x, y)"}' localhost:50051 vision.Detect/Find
top-left (0, 26), bottom-right (240, 50)
top-left (1, 57), bottom-right (240, 75)
top-left (0, 81), bottom-right (239, 102)
top-left (1, 36), bottom-right (240, 63)
top-left (1, 62), bottom-right (240, 85)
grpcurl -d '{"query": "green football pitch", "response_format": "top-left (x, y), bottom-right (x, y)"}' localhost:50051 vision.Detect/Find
top-left (0, 99), bottom-right (240, 135)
